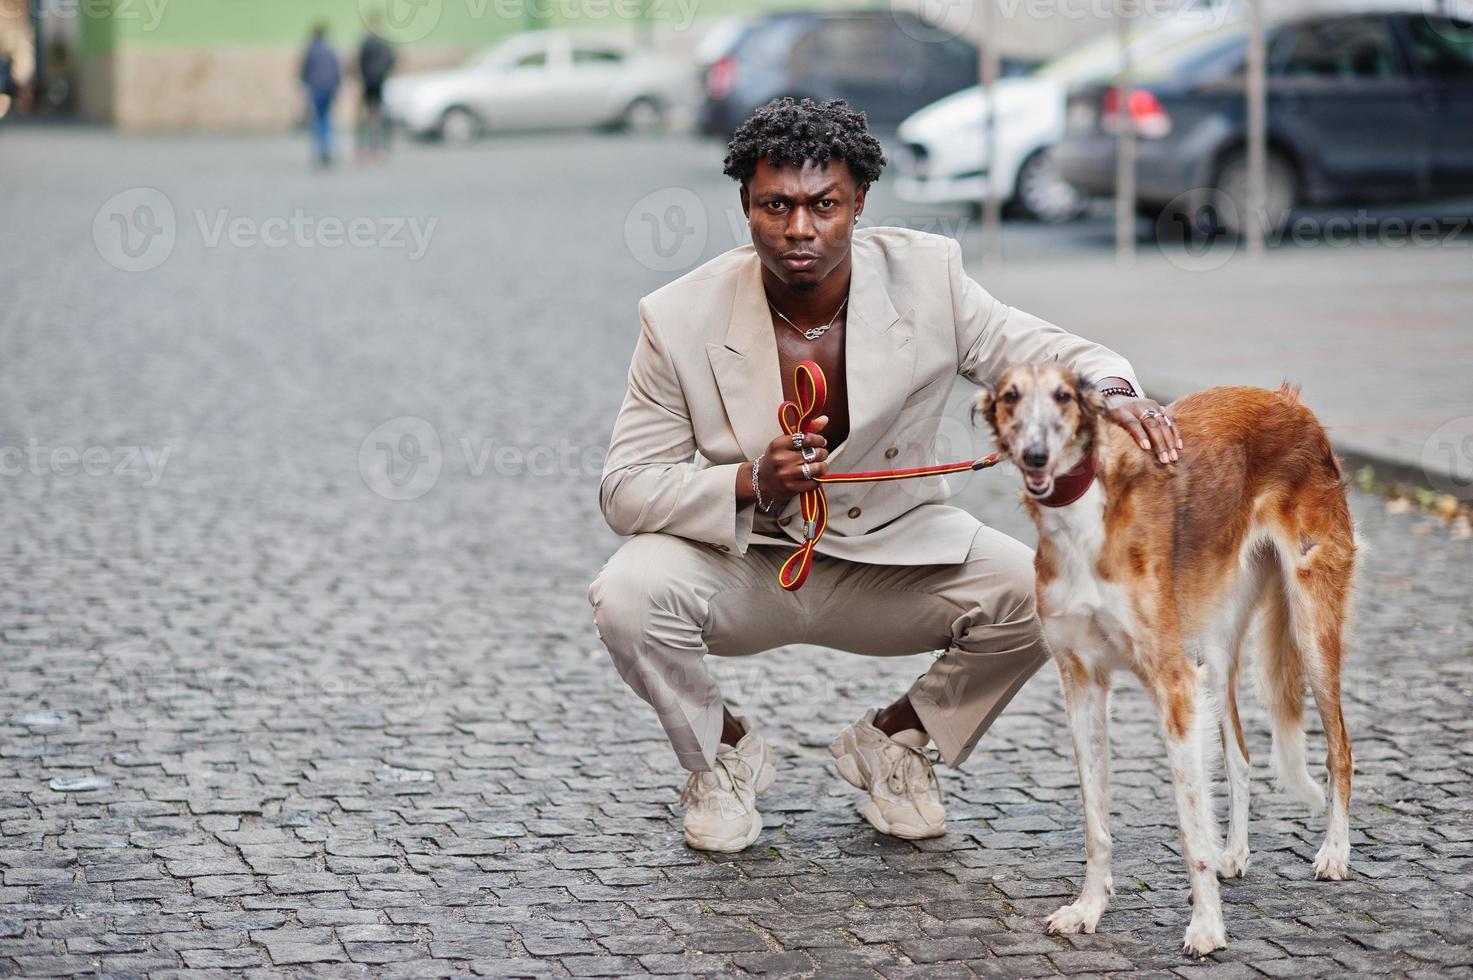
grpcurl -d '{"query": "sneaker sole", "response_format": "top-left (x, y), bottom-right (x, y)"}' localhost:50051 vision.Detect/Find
top-left (684, 811), bottom-right (762, 853)
top-left (861, 800), bottom-right (946, 840)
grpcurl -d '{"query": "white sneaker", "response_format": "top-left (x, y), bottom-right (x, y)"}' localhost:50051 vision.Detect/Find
top-left (829, 709), bottom-right (946, 839)
top-left (679, 716), bottom-right (775, 852)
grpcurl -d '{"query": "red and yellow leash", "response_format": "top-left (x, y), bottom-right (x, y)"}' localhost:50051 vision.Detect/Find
top-left (774, 360), bottom-right (1001, 591)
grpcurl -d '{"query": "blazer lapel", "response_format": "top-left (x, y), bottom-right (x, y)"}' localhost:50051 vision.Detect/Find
top-left (704, 239), bottom-right (916, 467)
top-left (707, 256), bottom-right (783, 463)
top-left (832, 240), bottom-right (914, 466)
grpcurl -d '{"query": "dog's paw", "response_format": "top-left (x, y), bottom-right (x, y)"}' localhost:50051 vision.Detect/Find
top-left (1045, 900), bottom-right (1103, 936)
top-left (1218, 844), bottom-right (1250, 879)
top-left (1312, 842), bottom-right (1349, 881)
top-left (1182, 916), bottom-right (1227, 958)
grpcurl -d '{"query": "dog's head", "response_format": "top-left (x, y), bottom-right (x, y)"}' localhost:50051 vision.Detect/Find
top-left (975, 364), bottom-right (1105, 499)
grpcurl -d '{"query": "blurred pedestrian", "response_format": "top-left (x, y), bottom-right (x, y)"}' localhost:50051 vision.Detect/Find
top-left (299, 24), bottom-right (341, 167)
top-left (356, 15), bottom-right (396, 162)
top-left (0, 50), bottom-right (14, 120)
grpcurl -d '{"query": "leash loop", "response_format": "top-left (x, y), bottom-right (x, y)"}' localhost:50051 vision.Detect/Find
top-left (771, 360), bottom-right (1002, 592)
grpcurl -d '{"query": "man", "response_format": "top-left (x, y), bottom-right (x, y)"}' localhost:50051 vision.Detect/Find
top-left (588, 98), bottom-right (1179, 852)
top-left (356, 16), bottom-right (395, 161)
top-left (299, 25), bottom-right (340, 168)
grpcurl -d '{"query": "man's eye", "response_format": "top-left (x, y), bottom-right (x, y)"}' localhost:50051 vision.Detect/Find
top-left (818, 200), bottom-right (836, 209)
top-left (1054, 390), bottom-right (1072, 403)
top-left (1001, 390), bottom-right (1019, 403)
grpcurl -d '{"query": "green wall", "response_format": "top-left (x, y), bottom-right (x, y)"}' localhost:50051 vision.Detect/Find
top-left (84, 0), bottom-right (870, 49)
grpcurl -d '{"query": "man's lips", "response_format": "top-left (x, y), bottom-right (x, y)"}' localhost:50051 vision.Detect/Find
top-left (780, 252), bottom-right (819, 270)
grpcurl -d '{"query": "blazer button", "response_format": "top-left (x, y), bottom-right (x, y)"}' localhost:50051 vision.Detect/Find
top-left (778, 515), bottom-right (792, 527)
top-left (884, 447), bottom-right (899, 459)
top-left (847, 506), bottom-right (862, 519)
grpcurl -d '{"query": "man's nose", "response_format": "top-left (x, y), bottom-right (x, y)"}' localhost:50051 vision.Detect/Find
top-left (786, 206), bottom-right (815, 241)
top-left (1022, 446), bottom-right (1049, 469)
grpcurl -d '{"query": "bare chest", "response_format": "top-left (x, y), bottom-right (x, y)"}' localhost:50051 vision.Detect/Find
top-left (774, 316), bottom-right (850, 450)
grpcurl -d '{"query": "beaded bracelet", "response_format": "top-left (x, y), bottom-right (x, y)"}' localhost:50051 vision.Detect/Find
top-left (1099, 385), bottom-right (1137, 400)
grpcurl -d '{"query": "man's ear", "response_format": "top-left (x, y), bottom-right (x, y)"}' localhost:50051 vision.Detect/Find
top-left (739, 183), bottom-right (750, 220)
top-left (854, 181), bottom-right (868, 220)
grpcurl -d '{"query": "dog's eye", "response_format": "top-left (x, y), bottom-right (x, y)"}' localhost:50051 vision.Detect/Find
top-left (1054, 389), bottom-right (1072, 403)
top-left (1001, 389), bottom-right (1019, 404)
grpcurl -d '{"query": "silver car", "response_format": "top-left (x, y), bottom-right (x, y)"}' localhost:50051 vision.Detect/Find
top-left (385, 31), bottom-right (691, 142)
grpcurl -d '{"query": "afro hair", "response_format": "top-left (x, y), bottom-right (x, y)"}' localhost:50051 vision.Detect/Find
top-left (722, 97), bottom-right (887, 186)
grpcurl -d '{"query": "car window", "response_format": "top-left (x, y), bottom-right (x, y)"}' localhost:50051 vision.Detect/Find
top-left (515, 50), bottom-right (548, 69)
top-left (573, 49), bottom-right (624, 66)
top-left (797, 17), bottom-right (902, 77)
top-left (1128, 25), bottom-right (1249, 82)
top-left (1275, 18), bottom-right (1403, 80)
top-left (1403, 16), bottom-right (1473, 81)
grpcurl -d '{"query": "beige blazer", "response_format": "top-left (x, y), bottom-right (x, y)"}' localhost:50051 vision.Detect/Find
top-left (598, 227), bottom-right (1140, 566)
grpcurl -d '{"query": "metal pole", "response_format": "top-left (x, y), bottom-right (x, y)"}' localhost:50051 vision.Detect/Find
top-left (980, 0), bottom-right (1001, 267)
top-left (1245, 0), bottom-right (1266, 258)
top-left (1113, 0), bottom-right (1135, 263)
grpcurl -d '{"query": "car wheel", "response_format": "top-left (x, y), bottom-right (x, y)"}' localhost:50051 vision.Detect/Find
top-left (439, 106), bottom-right (483, 145)
top-left (621, 98), bottom-right (664, 134)
top-left (1212, 149), bottom-right (1296, 237)
top-left (1013, 147), bottom-right (1090, 223)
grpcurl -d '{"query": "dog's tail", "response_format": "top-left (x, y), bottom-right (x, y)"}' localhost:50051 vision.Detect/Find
top-left (1255, 575), bottom-right (1327, 814)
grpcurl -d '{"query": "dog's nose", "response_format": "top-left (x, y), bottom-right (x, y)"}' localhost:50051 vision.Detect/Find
top-left (1023, 447), bottom-right (1049, 470)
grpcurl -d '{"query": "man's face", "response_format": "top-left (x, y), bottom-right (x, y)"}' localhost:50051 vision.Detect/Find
top-left (741, 158), bottom-right (866, 292)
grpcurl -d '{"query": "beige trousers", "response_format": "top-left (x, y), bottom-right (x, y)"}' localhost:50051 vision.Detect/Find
top-left (587, 526), bottom-right (1051, 773)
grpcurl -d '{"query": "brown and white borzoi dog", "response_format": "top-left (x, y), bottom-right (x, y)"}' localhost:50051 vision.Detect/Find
top-left (977, 364), bottom-right (1356, 957)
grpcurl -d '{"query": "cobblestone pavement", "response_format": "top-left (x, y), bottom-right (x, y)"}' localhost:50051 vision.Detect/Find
top-left (2, 129), bottom-right (1471, 977)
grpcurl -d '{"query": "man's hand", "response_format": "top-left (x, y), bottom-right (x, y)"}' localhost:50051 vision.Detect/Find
top-left (758, 415), bottom-right (830, 507)
top-left (1104, 395), bottom-right (1181, 465)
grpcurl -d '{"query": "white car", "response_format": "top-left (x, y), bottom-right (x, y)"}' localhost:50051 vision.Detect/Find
top-left (895, 6), bottom-right (1244, 222)
top-left (384, 31), bottom-right (691, 142)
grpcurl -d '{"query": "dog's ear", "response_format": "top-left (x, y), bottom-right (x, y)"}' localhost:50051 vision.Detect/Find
top-left (1079, 379), bottom-right (1106, 418)
top-left (971, 384), bottom-right (996, 432)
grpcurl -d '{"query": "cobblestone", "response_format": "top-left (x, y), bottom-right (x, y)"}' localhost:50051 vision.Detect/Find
top-left (2, 129), bottom-right (1471, 976)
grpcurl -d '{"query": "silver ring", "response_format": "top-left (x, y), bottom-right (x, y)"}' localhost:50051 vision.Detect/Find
top-left (1142, 410), bottom-right (1159, 419)
top-left (801, 446), bottom-right (817, 462)
top-left (801, 461), bottom-right (812, 480)
top-left (791, 432), bottom-right (804, 450)
top-left (1161, 415), bottom-right (1174, 427)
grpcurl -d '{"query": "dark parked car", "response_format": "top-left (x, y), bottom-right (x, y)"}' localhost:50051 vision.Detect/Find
top-left (1056, 12), bottom-right (1473, 233)
top-left (700, 11), bottom-right (1031, 137)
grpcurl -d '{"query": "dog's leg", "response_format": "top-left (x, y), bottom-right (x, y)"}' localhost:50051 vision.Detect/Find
top-left (1046, 651), bottom-right (1113, 936)
top-left (1204, 638), bottom-right (1250, 879)
top-left (1146, 656), bottom-right (1227, 957)
top-left (1300, 591), bottom-right (1354, 881)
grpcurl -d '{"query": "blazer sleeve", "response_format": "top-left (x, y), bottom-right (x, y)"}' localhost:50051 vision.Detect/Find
top-left (947, 238), bottom-right (1142, 395)
top-left (598, 302), bottom-right (756, 553)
